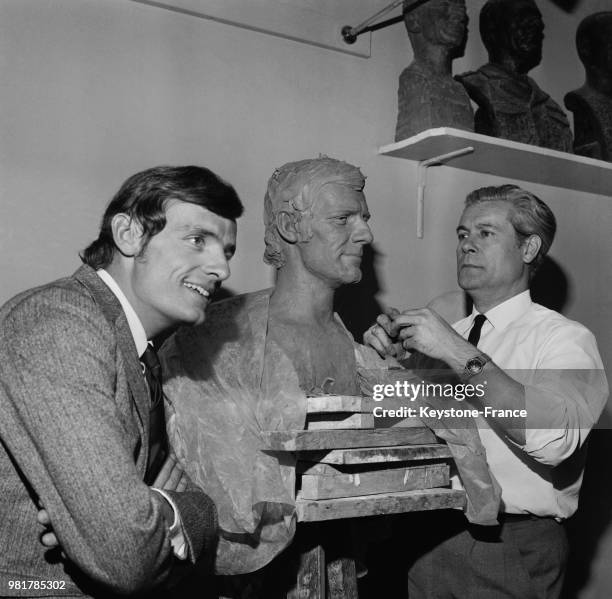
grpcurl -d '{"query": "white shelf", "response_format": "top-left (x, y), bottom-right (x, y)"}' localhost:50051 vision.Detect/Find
top-left (379, 127), bottom-right (612, 197)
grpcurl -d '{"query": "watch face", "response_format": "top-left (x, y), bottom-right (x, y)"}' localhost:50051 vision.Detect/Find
top-left (466, 356), bottom-right (486, 375)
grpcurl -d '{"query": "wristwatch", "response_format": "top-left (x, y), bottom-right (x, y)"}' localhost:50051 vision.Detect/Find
top-left (463, 354), bottom-right (491, 379)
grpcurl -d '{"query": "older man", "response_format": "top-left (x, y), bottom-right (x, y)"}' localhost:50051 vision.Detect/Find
top-left (365, 184), bottom-right (608, 598)
top-left (0, 166), bottom-right (242, 597)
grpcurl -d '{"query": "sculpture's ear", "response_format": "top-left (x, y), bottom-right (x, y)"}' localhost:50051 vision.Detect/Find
top-left (276, 210), bottom-right (299, 244)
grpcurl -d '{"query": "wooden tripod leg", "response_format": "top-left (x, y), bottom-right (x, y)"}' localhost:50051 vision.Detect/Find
top-left (288, 543), bottom-right (326, 599)
top-left (327, 557), bottom-right (358, 598)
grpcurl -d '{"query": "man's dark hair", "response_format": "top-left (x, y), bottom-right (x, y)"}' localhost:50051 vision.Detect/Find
top-left (81, 166), bottom-right (243, 269)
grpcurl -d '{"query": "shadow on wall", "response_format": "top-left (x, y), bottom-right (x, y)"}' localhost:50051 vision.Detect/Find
top-left (530, 256), bottom-right (571, 313)
top-left (334, 244), bottom-right (385, 343)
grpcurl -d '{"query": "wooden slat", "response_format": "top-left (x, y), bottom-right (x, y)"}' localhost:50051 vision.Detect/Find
top-left (298, 443), bottom-right (452, 465)
top-left (288, 544), bottom-right (325, 599)
top-left (306, 395), bottom-right (375, 413)
top-left (296, 488), bottom-right (466, 522)
top-left (307, 413), bottom-right (375, 430)
top-left (327, 558), bottom-right (358, 598)
top-left (300, 463), bottom-right (449, 500)
top-left (261, 427), bottom-right (437, 451)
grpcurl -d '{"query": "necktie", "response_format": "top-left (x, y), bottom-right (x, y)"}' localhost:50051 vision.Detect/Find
top-left (141, 344), bottom-right (168, 485)
top-left (467, 314), bottom-right (487, 347)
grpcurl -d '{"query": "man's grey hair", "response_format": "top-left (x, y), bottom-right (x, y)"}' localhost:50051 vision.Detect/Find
top-left (465, 184), bottom-right (556, 273)
top-left (263, 157), bottom-right (365, 269)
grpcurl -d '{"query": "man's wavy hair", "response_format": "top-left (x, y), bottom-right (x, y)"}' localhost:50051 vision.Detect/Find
top-left (81, 166), bottom-right (243, 269)
top-left (465, 184), bottom-right (556, 274)
top-left (263, 157), bottom-right (365, 269)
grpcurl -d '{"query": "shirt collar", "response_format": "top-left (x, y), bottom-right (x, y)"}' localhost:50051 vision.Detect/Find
top-left (96, 269), bottom-right (149, 357)
top-left (471, 290), bottom-right (532, 332)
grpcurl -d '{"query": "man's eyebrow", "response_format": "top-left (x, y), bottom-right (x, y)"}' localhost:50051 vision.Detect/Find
top-left (474, 221), bottom-right (503, 230)
top-left (176, 224), bottom-right (215, 234)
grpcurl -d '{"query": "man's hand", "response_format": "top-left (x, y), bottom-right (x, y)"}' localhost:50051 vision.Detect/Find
top-left (37, 507), bottom-right (60, 549)
top-left (394, 307), bottom-right (474, 368)
top-left (363, 307), bottom-right (405, 358)
top-left (36, 454), bottom-right (188, 553)
top-left (152, 452), bottom-right (189, 492)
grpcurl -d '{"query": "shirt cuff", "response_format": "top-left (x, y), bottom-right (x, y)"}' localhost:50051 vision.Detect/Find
top-left (152, 488), bottom-right (189, 560)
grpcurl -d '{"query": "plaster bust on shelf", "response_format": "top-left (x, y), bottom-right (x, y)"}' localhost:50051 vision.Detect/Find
top-left (456, 0), bottom-right (573, 152)
top-left (160, 157), bottom-right (381, 574)
top-left (394, 0), bottom-right (473, 141)
top-left (564, 12), bottom-right (612, 161)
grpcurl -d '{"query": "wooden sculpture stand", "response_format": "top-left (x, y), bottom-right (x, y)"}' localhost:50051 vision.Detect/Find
top-left (263, 427), bottom-right (466, 598)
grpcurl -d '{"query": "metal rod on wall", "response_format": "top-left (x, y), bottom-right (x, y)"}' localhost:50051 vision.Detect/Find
top-left (341, 0), bottom-right (431, 44)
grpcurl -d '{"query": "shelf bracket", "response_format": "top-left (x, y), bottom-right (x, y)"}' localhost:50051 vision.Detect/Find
top-left (416, 146), bottom-right (474, 238)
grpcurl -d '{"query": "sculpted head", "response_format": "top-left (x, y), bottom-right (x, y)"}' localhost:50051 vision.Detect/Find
top-left (576, 12), bottom-right (612, 80)
top-left (263, 157), bottom-right (372, 286)
top-left (404, 0), bottom-right (468, 56)
top-left (480, 0), bottom-right (544, 74)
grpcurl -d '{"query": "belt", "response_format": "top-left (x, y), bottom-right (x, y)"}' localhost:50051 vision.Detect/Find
top-left (499, 513), bottom-right (540, 523)
top-left (468, 513), bottom-right (557, 542)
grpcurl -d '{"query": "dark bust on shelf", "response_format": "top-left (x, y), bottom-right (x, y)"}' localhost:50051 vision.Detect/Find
top-left (564, 12), bottom-right (612, 161)
top-left (394, 0), bottom-right (473, 142)
top-left (456, 0), bottom-right (573, 152)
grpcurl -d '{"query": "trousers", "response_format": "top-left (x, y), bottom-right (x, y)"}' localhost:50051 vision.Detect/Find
top-left (407, 510), bottom-right (568, 599)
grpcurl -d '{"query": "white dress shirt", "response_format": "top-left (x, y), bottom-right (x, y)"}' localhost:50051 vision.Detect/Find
top-left (96, 269), bottom-right (187, 559)
top-left (453, 290), bottom-right (608, 519)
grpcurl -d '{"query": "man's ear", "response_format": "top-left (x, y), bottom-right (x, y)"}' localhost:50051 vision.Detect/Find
top-left (276, 211), bottom-right (300, 244)
top-left (521, 234), bottom-right (542, 265)
top-left (111, 213), bottom-right (145, 257)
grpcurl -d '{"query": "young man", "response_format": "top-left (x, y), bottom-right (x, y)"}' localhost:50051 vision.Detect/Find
top-left (365, 184), bottom-right (608, 598)
top-left (0, 166), bottom-right (242, 597)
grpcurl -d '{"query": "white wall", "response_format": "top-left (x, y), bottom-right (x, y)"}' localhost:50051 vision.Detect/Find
top-left (1, 0), bottom-right (611, 373)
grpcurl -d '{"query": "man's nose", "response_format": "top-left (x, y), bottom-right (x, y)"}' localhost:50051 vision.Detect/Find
top-left (459, 237), bottom-right (477, 253)
top-left (204, 248), bottom-right (230, 282)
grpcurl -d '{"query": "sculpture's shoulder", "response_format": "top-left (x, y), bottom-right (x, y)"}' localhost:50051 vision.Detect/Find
top-left (456, 65), bottom-right (491, 89)
top-left (205, 288), bottom-right (272, 328)
top-left (398, 62), bottom-right (431, 87)
top-left (565, 85), bottom-right (611, 112)
top-left (162, 288), bottom-right (272, 375)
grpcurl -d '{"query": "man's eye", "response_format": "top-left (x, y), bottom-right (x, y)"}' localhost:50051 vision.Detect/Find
top-left (334, 216), bottom-right (348, 224)
top-left (457, 232), bottom-right (468, 240)
top-left (188, 236), bottom-right (206, 247)
top-left (480, 230), bottom-right (492, 238)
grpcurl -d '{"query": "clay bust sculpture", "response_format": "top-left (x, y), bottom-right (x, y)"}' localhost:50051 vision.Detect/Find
top-left (456, 0), bottom-right (573, 152)
top-left (564, 12), bottom-right (612, 161)
top-left (160, 157), bottom-right (381, 575)
top-left (395, 0), bottom-right (473, 141)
